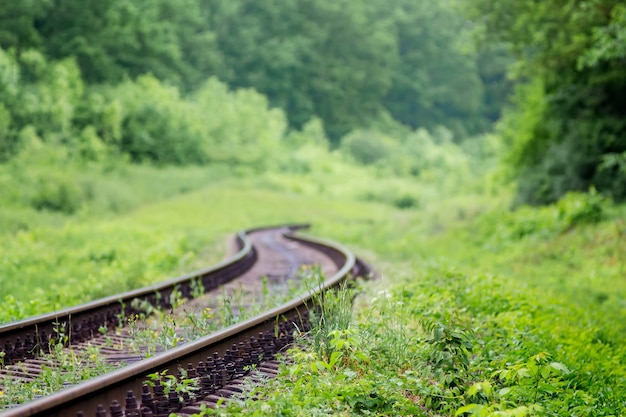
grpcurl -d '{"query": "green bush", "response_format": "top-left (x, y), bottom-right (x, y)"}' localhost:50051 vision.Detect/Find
top-left (557, 188), bottom-right (606, 228)
top-left (341, 130), bottom-right (392, 165)
top-left (81, 76), bottom-right (288, 168)
top-left (393, 194), bottom-right (419, 209)
top-left (474, 188), bottom-right (611, 247)
top-left (29, 171), bottom-right (83, 214)
top-left (109, 75), bottom-right (206, 165)
top-left (502, 78), bottom-right (626, 206)
top-left (0, 48), bottom-right (95, 163)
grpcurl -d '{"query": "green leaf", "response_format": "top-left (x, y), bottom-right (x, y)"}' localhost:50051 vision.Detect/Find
top-left (455, 403), bottom-right (480, 416)
top-left (549, 362), bottom-right (569, 374)
top-left (467, 382), bottom-right (480, 397)
top-left (539, 383), bottom-right (557, 394)
top-left (343, 369), bottom-right (357, 379)
top-left (433, 326), bottom-right (443, 341)
top-left (327, 351), bottom-right (342, 368)
top-left (481, 381), bottom-right (493, 396)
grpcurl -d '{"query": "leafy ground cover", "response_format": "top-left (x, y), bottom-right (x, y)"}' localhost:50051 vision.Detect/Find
top-left (1, 165), bottom-right (624, 415)
top-left (0, 170), bottom-right (396, 323)
top-left (196, 189), bottom-right (626, 416)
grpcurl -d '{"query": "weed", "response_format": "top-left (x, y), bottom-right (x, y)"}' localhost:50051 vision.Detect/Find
top-left (456, 352), bottom-right (571, 416)
top-left (190, 277), bottom-right (205, 299)
top-left (0, 343), bottom-right (116, 409)
top-left (420, 315), bottom-right (474, 384)
top-left (306, 269), bottom-right (354, 362)
top-left (157, 315), bottom-right (182, 349)
top-left (146, 368), bottom-right (200, 405)
top-left (169, 286), bottom-right (185, 311)
top-left (219, 292), bottom-right (235, 328)
top-left (184, 307), bottom-right (216, 339)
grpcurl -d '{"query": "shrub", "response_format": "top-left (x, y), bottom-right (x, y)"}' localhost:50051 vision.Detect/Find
top-left (341, 130), bottom-right (392, 165)
top-left (557, 188), bottom-right (607, 228)
top-left (393, 194), bottom-right (419, 209)
top-left (29, 171), bottom-right (83, 214)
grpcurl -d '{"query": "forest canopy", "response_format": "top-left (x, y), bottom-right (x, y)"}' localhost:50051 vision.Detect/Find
top-left (0, 0), bottom-right (507, 153)
top-left (466, 0), bottom-right (626, 204)
top-left (1, 0), bottom-right (625, 204)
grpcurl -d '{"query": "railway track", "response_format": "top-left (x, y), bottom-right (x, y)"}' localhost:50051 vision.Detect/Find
top-left (0, 225), bottom-right (370, 416)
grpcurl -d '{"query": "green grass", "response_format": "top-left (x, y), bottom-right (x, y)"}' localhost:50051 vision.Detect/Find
top-left (1, 164), bottom-right (624, 415)
top-left (0, 343), bottom-right (117, 406)
top-left (0, 173), bottom-right (396, 323)
top-left (189, 186), bottom-right (625, 416)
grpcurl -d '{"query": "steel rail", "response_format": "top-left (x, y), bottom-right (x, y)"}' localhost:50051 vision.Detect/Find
top-left (0, 225), bottom-right (309, 365)
top-left (0, 228), bottom-right (367, 417)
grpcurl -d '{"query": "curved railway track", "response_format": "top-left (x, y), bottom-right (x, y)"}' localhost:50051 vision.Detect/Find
top-left (0, 225), bottom-right (370, 417)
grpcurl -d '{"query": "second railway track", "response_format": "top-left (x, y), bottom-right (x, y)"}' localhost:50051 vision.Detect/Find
top-left (0, 224), bottom-right (371, 416)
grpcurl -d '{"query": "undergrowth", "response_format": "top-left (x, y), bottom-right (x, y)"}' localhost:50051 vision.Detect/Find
top-left (0, 342), bottom-right (116, 407)
top-left (0, 149), bottom-right (624, 415)
top-left (0, 267), bottom-right (318, 409)
top-left (189, 191), bottom-right (626, 416)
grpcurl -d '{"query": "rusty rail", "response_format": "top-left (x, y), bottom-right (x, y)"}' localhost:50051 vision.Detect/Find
top-left (0, 228), bottom-right (369, 417)
top-left (0, 225), bottom-right (312, 365)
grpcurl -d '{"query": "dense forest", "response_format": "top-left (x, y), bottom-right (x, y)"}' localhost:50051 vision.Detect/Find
top-left (0, 0), bottom-right (505, 161)
top-left (2, 1), bottom-right (624, 205)
top-left (467, 0), bottom-right (626, 204)
top-left (0, 0), bottom-right (512, 145)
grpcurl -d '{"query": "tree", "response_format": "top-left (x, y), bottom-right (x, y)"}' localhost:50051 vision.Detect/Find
top-left (467, 0), bottom-right (626, 203)
top-left (381, 0), bottom-right (489, 139)
top-left (204, 0), bottom-right (505, 143)
top-left (203, 0), bottom-right (397, 142)
top-left (0, 1), bottom-right (50, 52)
top-left (35, 0), bottom-right (220, 86)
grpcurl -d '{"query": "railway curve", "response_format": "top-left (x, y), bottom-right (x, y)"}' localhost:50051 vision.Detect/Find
top-left (0, 225), bottom-right (370, 416)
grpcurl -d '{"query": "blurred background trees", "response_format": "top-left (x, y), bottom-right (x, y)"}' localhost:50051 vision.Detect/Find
top-left (466, 0), bottom-right (626, 204)
top-left (1, 0), bottom-right (624, 205)
top-left (0, 0), bottom-right (507, 154)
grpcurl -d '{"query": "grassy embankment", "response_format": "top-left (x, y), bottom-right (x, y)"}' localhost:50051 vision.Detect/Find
top-left (196, 183), bottom-right (626, 417)
top-left (1, 162), bottom-right (625, 415)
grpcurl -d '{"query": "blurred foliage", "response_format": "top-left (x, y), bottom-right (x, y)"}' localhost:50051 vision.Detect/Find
top-left (465, 0), bottom-right (626, 204)
top-left (379, 0), bottom-right (497, 139)
top-left (203, 0), bottom-right (396, 141)
top-left (204, 0), bottom-right (508, 142)
top-left (9, 0), bottom-right (220, 88)
top-left (0, 15), bottom-right (506, 220)
top-left (1, 0), bottom-right (510, 149)
top-left (341, 130), bottom-right (393, 166)
top-left (0, 46), bottom-right (287, 166)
